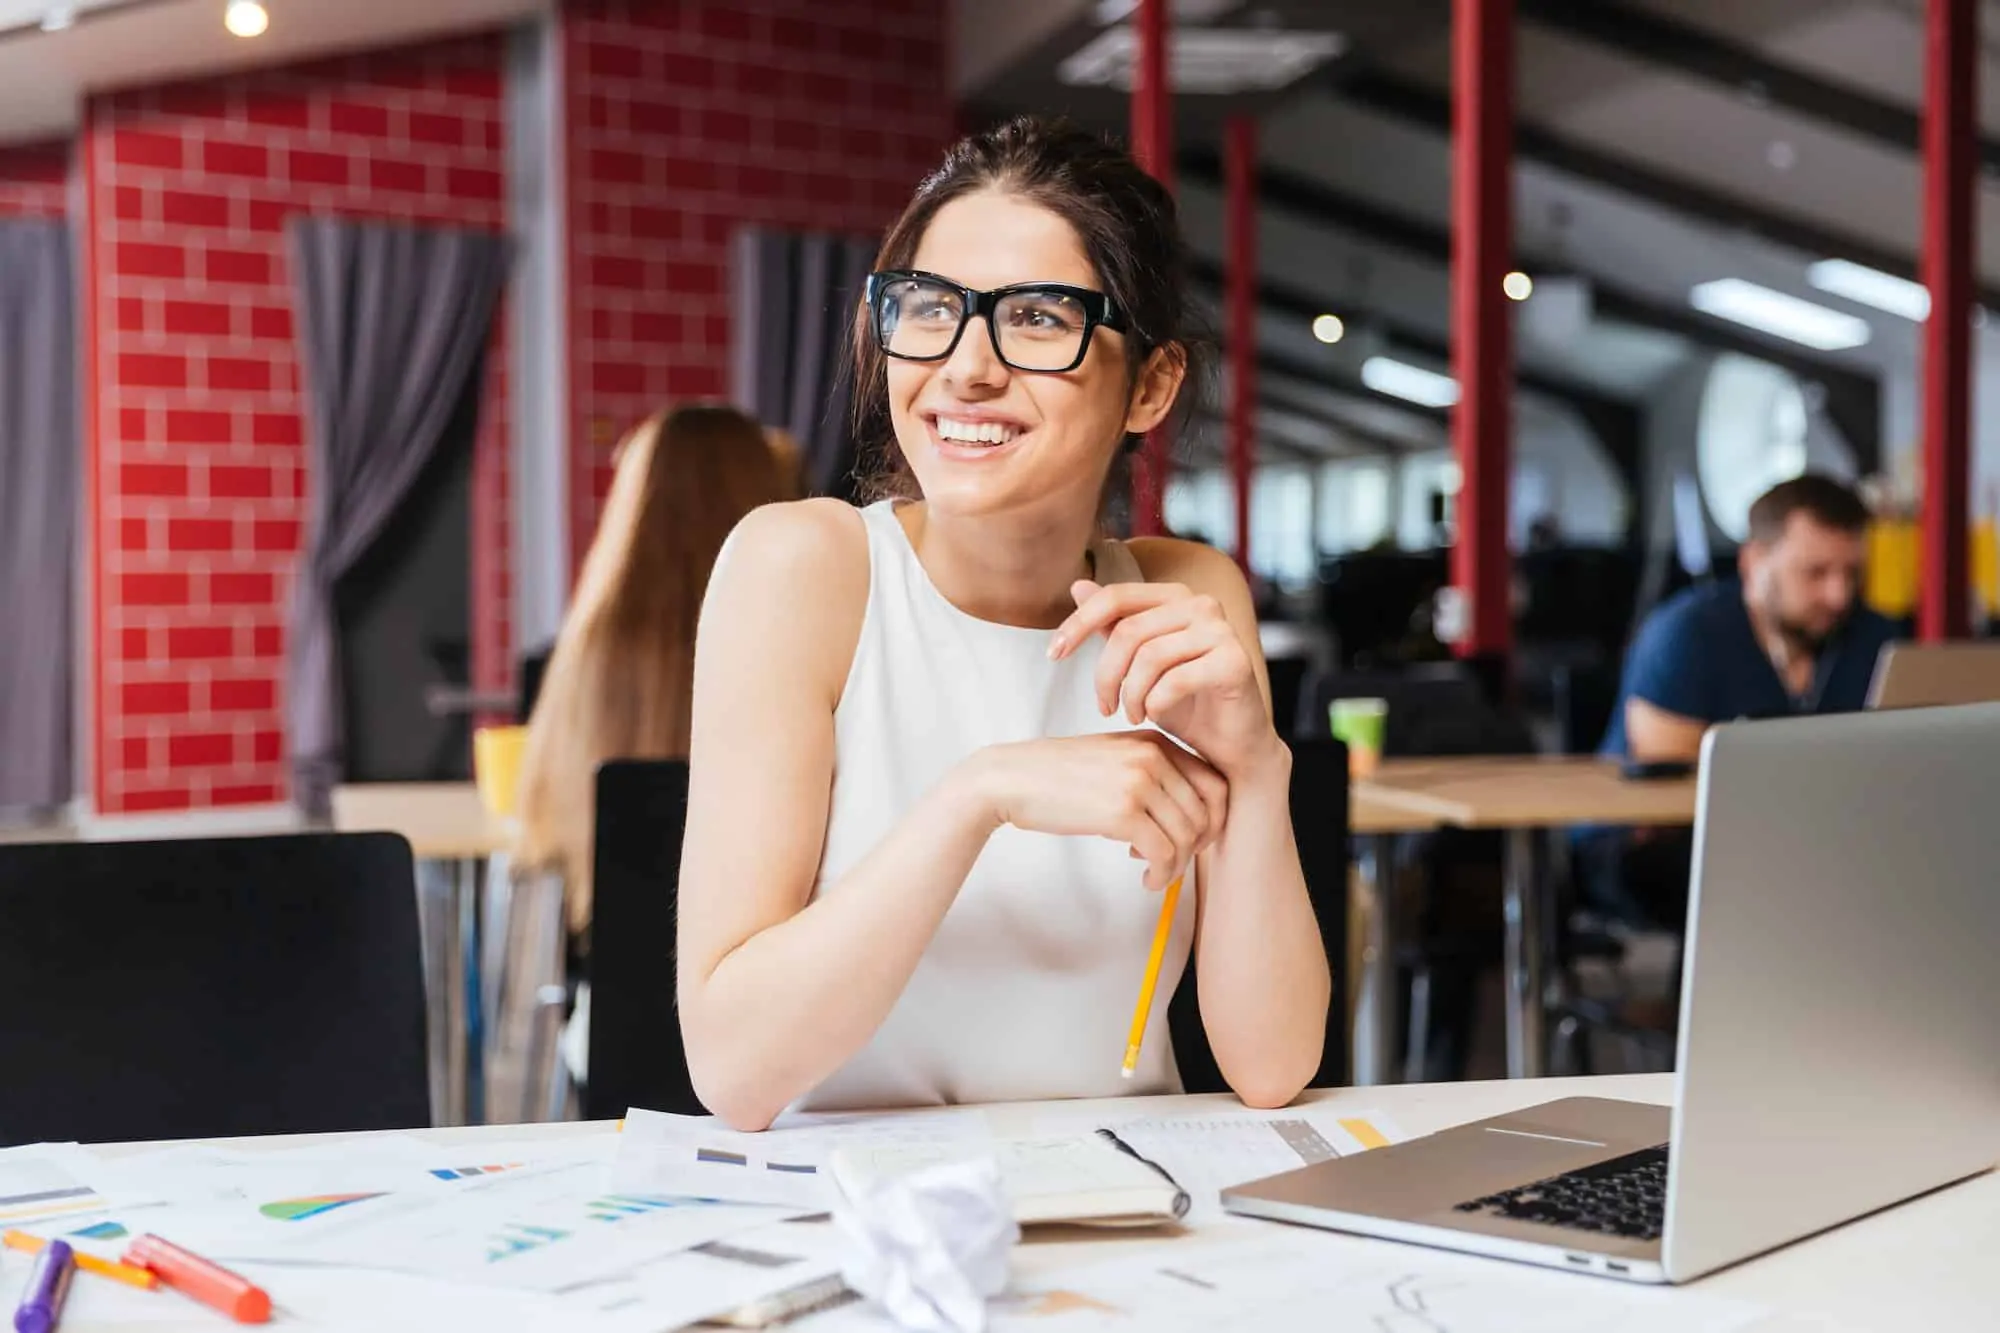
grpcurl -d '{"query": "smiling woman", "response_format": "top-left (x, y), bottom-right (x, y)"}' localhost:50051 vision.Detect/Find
top-left (674, 117), bottom-right (1330, 1131)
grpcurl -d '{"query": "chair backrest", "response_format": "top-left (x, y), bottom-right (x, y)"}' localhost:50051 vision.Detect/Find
top-left (586, 758), bottom-right (700, 1121)
top-left (1167, 738), bottom-right (1350, 1094)
top-left (0, 833), bottom-right (429, 1147)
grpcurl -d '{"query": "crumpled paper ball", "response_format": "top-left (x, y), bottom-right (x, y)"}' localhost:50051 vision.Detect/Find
top-left (832, 1156), bottom-right (1020, 1333)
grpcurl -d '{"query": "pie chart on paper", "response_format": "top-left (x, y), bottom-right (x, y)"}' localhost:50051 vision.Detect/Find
top-left (258, 1193), bottom-right (387, 1222)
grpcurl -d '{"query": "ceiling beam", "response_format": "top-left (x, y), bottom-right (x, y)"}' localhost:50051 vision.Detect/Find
top-left (1187, 389), bottom-right (1417, 466)
top-left (1335, 69), bottom-right (2000, 311)
top-left (1177, 145), bottom-right (1878, 391)
top-left (1515, 0), bottom-right (2000, 175)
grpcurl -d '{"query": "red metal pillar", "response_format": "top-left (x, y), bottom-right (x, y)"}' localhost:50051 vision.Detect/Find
top-left (1130, 0), bottom-right (1173, 537)
top-left (1450, 0), bottom-right (1515, 659)
top-left (1225, 114), bottom-right (1257, 575)
top-left (1921, 0), bottom-right (1975, 641)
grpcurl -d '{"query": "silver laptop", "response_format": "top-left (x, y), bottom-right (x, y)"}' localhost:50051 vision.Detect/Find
top-left (1224, 704), bottom-right (2000, 1283)
top-left (1866, 640), bottom-right (2000, 710)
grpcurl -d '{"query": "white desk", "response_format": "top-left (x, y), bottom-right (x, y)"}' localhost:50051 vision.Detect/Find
top-left (67, 1074), bottom-right (2000, 1330)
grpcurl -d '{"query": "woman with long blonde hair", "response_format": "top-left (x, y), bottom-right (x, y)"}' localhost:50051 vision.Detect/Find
top-left (518, 403), bottom-right (793, 939)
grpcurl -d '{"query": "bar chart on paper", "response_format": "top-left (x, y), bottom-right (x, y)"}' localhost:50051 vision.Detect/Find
top-left (0, 1150), bottom-right (113, 1228)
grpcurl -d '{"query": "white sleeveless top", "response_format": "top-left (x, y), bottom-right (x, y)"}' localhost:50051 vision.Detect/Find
top-left (796, 501), bottom-right (1196, 1111)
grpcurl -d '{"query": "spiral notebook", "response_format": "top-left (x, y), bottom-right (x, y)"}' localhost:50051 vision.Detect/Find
top-left (826, 1130), bottom-right (1191, 1227)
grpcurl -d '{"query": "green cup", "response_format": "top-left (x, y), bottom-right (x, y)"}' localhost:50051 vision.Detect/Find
top-left (1329, 697), bottom-right (1389, 777)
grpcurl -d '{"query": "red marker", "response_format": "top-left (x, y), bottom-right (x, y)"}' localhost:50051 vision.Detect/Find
top-left (123, 1235), bottom-right (271, 1324)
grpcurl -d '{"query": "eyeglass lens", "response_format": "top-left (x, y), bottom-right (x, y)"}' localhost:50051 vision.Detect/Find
top-left (876, 276), bottom-right (1092, 372)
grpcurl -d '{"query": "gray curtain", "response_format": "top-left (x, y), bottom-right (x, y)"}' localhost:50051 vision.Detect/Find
top-left (287, 218), bottom-right (511, 816)
top-left (0, 220), bottom-right (77, 817)
top-left (730, 227), bottom-right (875, 496)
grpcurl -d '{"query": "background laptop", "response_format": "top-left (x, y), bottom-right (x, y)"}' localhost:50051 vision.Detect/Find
top-left (1866, 640), bottom-right (2000, 710)
top-left (1224, 704), bottom-right (2000, 1283)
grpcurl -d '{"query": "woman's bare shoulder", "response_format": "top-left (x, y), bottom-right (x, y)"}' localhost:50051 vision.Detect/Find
top-left (701, 499), bottom-right (872, 703)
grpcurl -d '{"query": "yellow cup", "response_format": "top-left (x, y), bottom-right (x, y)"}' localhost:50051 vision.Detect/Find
top-left (473, 725), bottom-right (528, 820)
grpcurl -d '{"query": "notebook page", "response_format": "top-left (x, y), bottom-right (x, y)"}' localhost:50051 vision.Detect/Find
top-left (1039, 1108), bottom-right (1408, 1219)
top-left (829, 1137), bottom-right (1178, 1220)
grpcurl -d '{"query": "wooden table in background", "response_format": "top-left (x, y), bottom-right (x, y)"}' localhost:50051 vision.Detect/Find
top-left (1355, 757), bottom-right (1699, 1082)
top-left (326, 783), bottom-right (1452, 1104)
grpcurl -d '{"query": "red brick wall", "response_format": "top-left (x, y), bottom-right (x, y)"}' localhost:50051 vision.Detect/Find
top-left (561, 0), bottom-right (953, 567)
top-left (81, 36), bottom-right (512, 816)
top-left (0, 140), bottom-right (70, 216)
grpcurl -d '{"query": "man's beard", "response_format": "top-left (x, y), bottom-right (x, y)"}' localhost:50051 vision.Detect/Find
top-left (1772, 611), bottom-right (1841, 657)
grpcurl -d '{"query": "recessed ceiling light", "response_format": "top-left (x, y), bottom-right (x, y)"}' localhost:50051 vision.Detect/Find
top-left (1688, 278), bottom-right (1872, 351)
top-left (1059, 26), bottom-right (1346, 94)
top-left (1806, 259), bottom-right (1930, 322)
top-left (1311, 313), bottom-right (1345, 344)
top-left (225, 0), bottom-right (268, 38)
top-left (1360, 356), bottom-right (1460, 408)
top-left (1502, 271), bottom-right (1533, 301)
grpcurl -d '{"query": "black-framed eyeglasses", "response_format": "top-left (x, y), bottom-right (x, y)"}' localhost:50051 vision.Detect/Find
top-left (864, 270), bottom-right (1130, 374)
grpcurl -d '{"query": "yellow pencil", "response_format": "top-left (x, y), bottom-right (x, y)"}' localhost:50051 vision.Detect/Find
top-left (1120, 875), bottom-right (1184, 1079)
top-left (2, 1229), bottom-right (159, 1291)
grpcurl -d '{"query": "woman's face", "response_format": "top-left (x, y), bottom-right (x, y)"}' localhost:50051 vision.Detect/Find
top-left (886, 189), bottom-right (1179, 522)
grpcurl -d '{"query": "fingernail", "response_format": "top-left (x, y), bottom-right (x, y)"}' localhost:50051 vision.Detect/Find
top-left (1047, 634), bottom-right (1066, 660)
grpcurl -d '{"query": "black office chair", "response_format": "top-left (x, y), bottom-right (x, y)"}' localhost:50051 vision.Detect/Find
top-left (1168, 737), bottom-right (1349, 1094)
top-left (585, 758), bottom-right (701, 1121)
top-left (0, 833), bottom-right (430, 1146)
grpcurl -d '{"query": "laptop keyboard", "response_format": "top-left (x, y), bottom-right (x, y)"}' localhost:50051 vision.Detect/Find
top-left (1454, 1144), bottom-right (1669, 1241)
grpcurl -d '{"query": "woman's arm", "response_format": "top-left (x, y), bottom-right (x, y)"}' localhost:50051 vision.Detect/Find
top-left (675, 501), bottom-right (1002, 1131)
top-left (678, 504), bottom-right (1222, 1129)
top-left (1120, 541), bottom-right (1332, 1108)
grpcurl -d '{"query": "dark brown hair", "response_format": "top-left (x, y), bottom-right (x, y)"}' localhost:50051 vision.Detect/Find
top-left (1746, 473), bottom-right (1871, 544)
top-left (848, 115), bottom-right (1212, 504)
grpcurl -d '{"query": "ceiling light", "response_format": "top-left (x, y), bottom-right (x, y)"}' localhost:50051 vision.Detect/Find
top-left (1806, 259), bottom-right (1930, 322)
top-left (1059, 26), bottom-right (1346, 94)
top-left (1311, 313), bottom-right (1345, 344)
top-left (224, 0), bottom-right (268, 37)
top-left (1502, 271), bottom-right (1533, 301)
top-left (1361, 356), bottom-right (1460, 408)
top-left (1688, 278), bottom-right (1871, 351)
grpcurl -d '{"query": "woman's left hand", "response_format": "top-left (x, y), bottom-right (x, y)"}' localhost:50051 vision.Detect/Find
top-left (1050, 579), bottom-right (1280, 779)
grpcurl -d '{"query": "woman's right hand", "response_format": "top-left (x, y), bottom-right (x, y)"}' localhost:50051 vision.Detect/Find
top-left (965, 731), bottom-right (1229, 891)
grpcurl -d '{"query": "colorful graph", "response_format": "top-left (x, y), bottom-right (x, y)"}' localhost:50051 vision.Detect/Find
top-left (430, 1162), bottom-right (526, 1181)
top-left (259, 1193), bottom-right (387, 1222)
top-left (486, 1222), bottom-right (571, 1263)
top-left (68, 1221), bottom-right (128, 1241)
top-left (584, 1193), bottom-right (714, 1224)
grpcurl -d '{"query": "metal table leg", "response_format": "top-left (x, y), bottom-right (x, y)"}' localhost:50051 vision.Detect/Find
top-left (1502, 827), bottom-right (1549, 1079)
top-left (1352, 833), bottom-right (1399, 1086)
top-left (413, 857), bottom-right (466, 1126)
top-left (461, 855), bottom-right (486, 1125)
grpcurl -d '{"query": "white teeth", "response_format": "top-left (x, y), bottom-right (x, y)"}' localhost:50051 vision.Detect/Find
top-left (935, 418), bottom-right (1019, 446)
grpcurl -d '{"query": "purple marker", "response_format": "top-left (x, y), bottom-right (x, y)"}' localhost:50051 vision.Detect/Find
top-left (12, 1238), bottom-right (74, 1333)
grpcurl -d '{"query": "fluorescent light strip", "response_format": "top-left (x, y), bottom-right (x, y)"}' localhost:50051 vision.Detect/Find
top-left (1806, 259), bottom-right (1930, 322)
top-left (1688, 278), bottom-right (1871, 351)
top-left (1360, 356), bottom-right (1459, 408)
